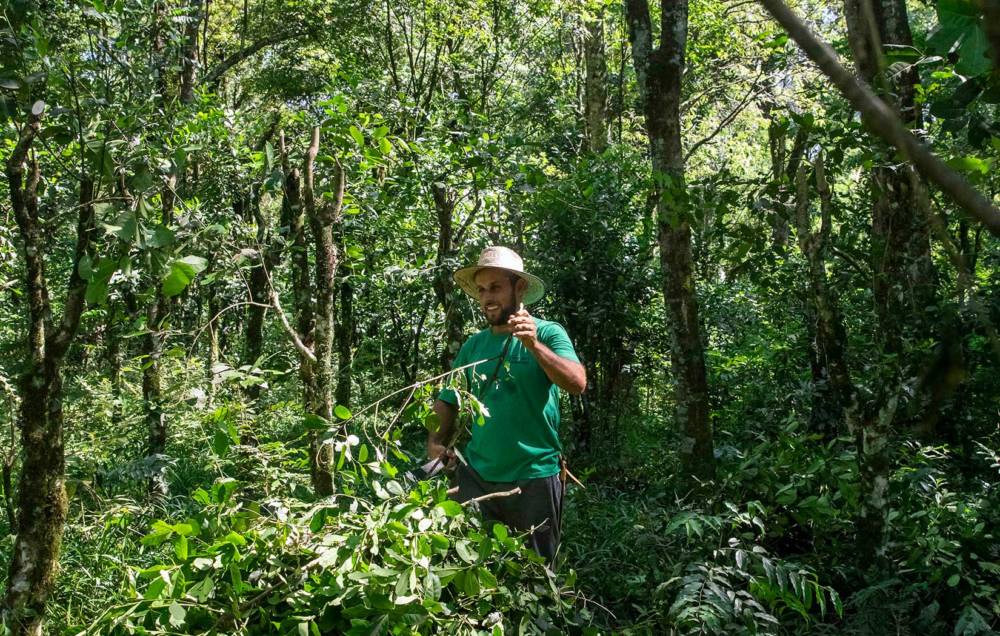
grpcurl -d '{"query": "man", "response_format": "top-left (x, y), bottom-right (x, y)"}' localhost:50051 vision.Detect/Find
top-left (428, 246), bottom-right (586, 563)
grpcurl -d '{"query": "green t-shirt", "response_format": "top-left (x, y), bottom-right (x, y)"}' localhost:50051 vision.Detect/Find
top-left (438, 319), bottom-right (580, 482)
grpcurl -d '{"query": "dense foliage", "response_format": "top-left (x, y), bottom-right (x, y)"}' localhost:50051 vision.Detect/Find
top-left (1, 0), bottom-right (999, 633)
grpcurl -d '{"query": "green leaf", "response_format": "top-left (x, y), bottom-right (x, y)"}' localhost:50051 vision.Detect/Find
top-left (78, 254), bottom-right (94, 280)
top-left (436, 500), bottom-right (463, 517)
top-left (211, 428), bottom-right (230, 457)
top-left (265, 141), bottom-right (275, 170)
top-left (303, 414), bottom-right (329, 430)
top-left (85, 279), bottom-right (109, 306)
top-left (168, 602), bottom-right (186, 628)
top-left (334, 404), bottom-right (352, 420)
top-left (162, 255), bottom-right (208, 298)
top-left (349, 125), bottom-right (364, 148)
top-left (947, 573), bottom-right (961, 587)
top-left (372, 125), bottom-right (389, 138)
top-left (946, 155), bottom-right (992, 176)
top-left (149, 226), bottom-right (175, 248)
top-left (378, 136), bottom-right (392, 155)
top-left (455, 540), bottom-right (477, 564)
top-left (956, 26), bottom-right (991, 77)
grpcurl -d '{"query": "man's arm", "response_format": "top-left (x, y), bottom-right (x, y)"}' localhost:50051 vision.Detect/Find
top-left (508, 310), bottom-right (587, 395)
top-left (427, 398), bottom-right (457, 460)
top-left (525, 340), bottom-right (587, 395)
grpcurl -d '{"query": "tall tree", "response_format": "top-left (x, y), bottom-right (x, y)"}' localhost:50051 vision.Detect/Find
top-left (2, 105), bottom-right (97, 636)
top-left (842, 0), bottom-right (935, 564)
top-left (626, 0), bottom-right (714, 484)
top-left (794, 151), bottom-right (855, 438)
top-left (431, 182), bottom-right (468, 371)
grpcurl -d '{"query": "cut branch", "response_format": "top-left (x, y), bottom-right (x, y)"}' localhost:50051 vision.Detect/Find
top-left (462, 487), bottom-right (522, 506)
top-left (757, 0), bottom-right (1000, 236)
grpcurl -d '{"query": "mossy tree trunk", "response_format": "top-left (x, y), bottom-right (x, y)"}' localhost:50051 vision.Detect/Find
top-left (626, 0), bottom-right (714, 486)
top-left (3, 109), bottom-right (97, 636)
top-left (301, 127), bottom-right (344, 497)
top-left (843, 0), bottom-right (936, 565)
top-left (431, 183), bottom-right (467, 372)
top-left (793, 153), bottom-right (856, 439)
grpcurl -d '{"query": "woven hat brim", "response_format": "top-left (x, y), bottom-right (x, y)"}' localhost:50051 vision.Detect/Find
top-left (453, 266), bottom-right (545, 305)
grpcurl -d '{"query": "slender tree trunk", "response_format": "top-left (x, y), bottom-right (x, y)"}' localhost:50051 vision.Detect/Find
top-left (431, 183), bottom-right (465, 371)
top-left (302, 128), bottom-right (344, 497)
top-left (180, 0), bottom-right (202, 104)
top-left (241, 119), bottom-right (282, 402)
top-left (335, 269), bottom-right (354, 408)
top-left (843, 0), bottom-right (935, 565)
top-left (794, 153), bottom-right (855, 438)
top-left (844, 0), bottom-right (935, 349)
top-left (626, 0), bottom-right (714, 485)
top-left (3, 111), bottom-right (96, 636)
top-left (583, 9), bottom-right (608, 153)
top-left (765, 111), bottom-right (808, 252)
top-left (144, 177), bottom-right (174, 496)
top-left (281, 143), bottom-right (316, 415)
top-left (206, 282), bottom-right (220, 406)
top-left (244, 189), bottom-right (268, 402)
top-left (104, 301), bottom-right (123, 421)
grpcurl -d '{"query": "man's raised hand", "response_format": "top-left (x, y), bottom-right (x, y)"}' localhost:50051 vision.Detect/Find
top-left (508, 306), bottom-right (538, 350)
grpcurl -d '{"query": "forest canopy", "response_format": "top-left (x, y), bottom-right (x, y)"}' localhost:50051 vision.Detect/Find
top-left (1, 0), bottom-right (999, 634)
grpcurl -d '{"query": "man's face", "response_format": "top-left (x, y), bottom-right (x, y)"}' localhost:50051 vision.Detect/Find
top-left (475, 268), bottom-right (524, 326)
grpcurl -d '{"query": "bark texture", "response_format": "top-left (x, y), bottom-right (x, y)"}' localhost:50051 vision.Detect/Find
top-left (794, 154), bottom-right (855, 438)
top-left (302, 127), bottom-right (344, 497)
top-left (431, 183), bottom-right (466, 371)
top-left (843, 0), bottom-right (933, 565)
top-left (583, 10), bottom-right (609, 153)
top-left (335, 271), bottom-right (354, 408)
top-left (3, 110), bottom-right (96, 636)
top-left (626, 0), bottom-right (714, 484)
top-left (144, 178), bottom-right (174, 496)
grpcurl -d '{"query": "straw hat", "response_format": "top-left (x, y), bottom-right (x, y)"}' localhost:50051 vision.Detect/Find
top-left (453, 246), bottom-right (546, 305)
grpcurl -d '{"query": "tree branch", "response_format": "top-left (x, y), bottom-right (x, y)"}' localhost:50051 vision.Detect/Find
top-left (201, 31), bottom-right (305, 87)
top-left (49, 177), bottom-right (97, 361)
top-left (758, 0), bottom-right (1000, 236)
top-left (684, 68), bottom-right (766, 162)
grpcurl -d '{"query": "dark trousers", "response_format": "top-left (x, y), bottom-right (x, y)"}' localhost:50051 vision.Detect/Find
top-left (451, 462), bottom-right (563, 563)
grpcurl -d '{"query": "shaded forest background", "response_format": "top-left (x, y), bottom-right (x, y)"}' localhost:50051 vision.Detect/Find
top-left (1, 0), bottom-right (999, 633)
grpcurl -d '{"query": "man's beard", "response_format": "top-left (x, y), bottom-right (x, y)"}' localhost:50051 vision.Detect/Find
top-left (483, 298), bottom-right (517, 326)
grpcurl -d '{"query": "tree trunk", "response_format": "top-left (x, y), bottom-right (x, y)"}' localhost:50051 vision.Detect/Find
top-left (793, 153), bottom-right (855, 438)
top-left (244, 189), bottom-right (268, 402)
top-left (626, 0), bottom-right (714, 485)
top-left (583, 9), bottom-right (608, 153)
top-left (281, 143), bottom-right (316, 415)
top-left (844, 0), bottom-right (935, 351)
top-left (843, 0), bottom-right (935, 565)
top-left (242, 119), bottom-right (283, 402)
top-left (144, 177), bottom-right (174, 497)
top-left (335, 270), bottom-right (354, 408)
top-left (179, 0), bottom-right (202, 104)
top-left (302, 127), bottom-right (344, 497)
top-left (3, 111), bottom-right (96, 636)
top-left (765, 111), bottom-right (808, 252)
top-left (206, 280), bottom-right (220, 407)
top-left (431, 183), bottom-right (465, 371)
